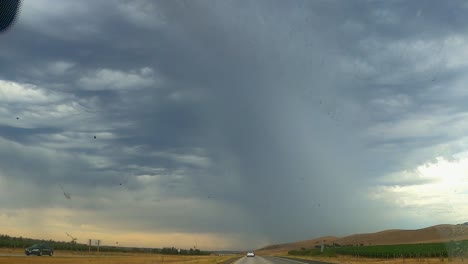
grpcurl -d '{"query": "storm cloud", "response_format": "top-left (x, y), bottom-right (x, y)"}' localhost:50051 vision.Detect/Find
top-left (0, 0), bottom-right (468, 250)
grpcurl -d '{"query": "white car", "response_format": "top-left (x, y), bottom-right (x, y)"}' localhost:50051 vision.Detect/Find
top-left (247, 251), bottom-right (255, 257)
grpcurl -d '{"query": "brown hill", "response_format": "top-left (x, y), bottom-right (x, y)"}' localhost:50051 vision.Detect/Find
top-left (257, 224), bottom-right (468, 254)
top-left (335, 224), bottom-right (468, 246)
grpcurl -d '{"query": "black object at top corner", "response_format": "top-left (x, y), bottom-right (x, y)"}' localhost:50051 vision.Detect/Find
top-left (0, 0), bottom-right (22, 33)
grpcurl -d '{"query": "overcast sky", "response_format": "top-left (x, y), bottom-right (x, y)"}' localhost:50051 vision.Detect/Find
top-left (0, 0), bottom-right (468, 251)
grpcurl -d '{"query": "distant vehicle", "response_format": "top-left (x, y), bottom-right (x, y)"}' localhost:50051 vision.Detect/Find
top-left (247, 251), bottom-right (255, 257)
top-left (25, 243), bottom-right (54, 256)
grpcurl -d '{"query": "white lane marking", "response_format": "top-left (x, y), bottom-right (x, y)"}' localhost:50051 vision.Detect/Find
top-left (257, 256), bottom-right (276, 264)
top-left (271, 256), bottom-right (310, 264)
top-left (232, 256), bottom-right (246, 264)
top-left (235, 256), bottom-right (271, 264)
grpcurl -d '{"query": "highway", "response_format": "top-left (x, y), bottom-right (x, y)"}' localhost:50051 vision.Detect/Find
top-left (234, 256), bottom-right (331, 264)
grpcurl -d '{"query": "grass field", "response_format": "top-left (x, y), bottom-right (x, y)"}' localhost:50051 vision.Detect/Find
top-left (283, 255), bottom-right (468, 264)
top-left (289, 240), bottom-right (468, 259)
top-left (286, 240), bottom-right (468, 264)
top-left (0, 249), bottom-right (239, 264)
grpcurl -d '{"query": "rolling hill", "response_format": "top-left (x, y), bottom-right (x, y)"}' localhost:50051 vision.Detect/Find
top-left (257, 223), bottom-right (468, 254)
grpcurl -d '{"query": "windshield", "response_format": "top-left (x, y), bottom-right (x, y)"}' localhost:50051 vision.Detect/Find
top-left (1, 0), bottom-right (467, 263)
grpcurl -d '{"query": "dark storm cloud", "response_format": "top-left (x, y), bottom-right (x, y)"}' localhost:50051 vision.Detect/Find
top-left (1, 0), bottom-right (468, 249)
top-left (0, 125), bottom-right (61, 143)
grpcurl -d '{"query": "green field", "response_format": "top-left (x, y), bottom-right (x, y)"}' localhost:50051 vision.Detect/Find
top-left (289, 240), bottom-right (468, 259)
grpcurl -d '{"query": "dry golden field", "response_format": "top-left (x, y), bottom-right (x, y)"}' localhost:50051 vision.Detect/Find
top-left (0, 248), bottom-right (239, 264)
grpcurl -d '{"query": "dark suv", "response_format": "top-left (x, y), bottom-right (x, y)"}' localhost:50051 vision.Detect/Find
top-left (25, 243), bottom-right (54, 256)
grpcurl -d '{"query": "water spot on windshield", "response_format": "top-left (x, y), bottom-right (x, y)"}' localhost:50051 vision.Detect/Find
top-left (60, 185), bottom-right (72, 200)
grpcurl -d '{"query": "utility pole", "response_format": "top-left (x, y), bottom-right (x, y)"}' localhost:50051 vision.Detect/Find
top-left (88, 239), bottom-right (91, 253)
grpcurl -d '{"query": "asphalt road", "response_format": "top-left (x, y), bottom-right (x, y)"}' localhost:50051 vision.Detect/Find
top-left (0, 253), bottom-right (91, 257)
top-left (0, 253), bottom-right (24, 257)
top-left (234, 256), bottom-right (331, 264)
